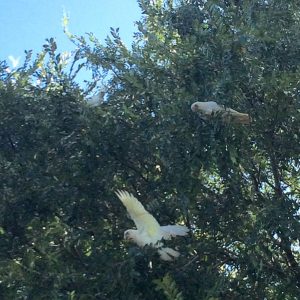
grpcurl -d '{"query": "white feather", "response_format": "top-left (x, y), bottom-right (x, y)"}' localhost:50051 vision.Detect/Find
top-left (161, 225), bottom-right (189, 239)
top-left (116, 190), bottom-right (189, 261)
top-left (191, 101), bottom-right (251, 124)
top-left (157, 247), bottom-right (180, 261)
top-left (8, 55), bottom-right (20, 68)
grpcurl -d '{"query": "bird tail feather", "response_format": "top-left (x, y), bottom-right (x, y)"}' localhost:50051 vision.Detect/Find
top-left (158, 247), bottom-right (180, 261)
top-left (224, 112), bottom-right (251, 124)
top-left (234, 113), bottom-right (251, 124)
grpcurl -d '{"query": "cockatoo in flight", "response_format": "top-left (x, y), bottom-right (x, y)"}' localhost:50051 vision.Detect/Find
top-left (116, 190), bottom-right (189, 261)
top-left (191, 101), bottom-right (251, 124)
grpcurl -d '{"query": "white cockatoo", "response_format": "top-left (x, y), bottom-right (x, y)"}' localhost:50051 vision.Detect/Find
top-left (191, 101), bottom-right (251, 124)
top-left (8, 55), bottom-right (21, 68)
top-left (88, 91), bottom-right (105, 106)
top-left (116, 190), bottom-right (189, 261)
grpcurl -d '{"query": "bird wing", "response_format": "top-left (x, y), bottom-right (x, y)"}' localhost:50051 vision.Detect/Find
top-left (206, 101), bottom-right (222, 113)
top-left (221, 107), bottom-right (251, 124)
top-left (161, 225), bottom-right (189, 240)
top-left (116, 190), bottom-right (161, 239)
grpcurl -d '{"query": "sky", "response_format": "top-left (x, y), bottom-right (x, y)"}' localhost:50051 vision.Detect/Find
top-left (0, 0), bottom-right (142, 69)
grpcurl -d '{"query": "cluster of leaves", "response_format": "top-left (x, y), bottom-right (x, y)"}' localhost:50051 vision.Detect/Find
top-left (1, 0), bottom-right (300, 299)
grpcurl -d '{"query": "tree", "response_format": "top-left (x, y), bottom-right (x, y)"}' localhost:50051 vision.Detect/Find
top-left (0, 0), bottom-right (300, 299)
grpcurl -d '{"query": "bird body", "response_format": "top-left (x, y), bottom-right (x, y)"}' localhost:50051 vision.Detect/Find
top-left (116, 190), bottom-right (189, 261)
top-left (191, 101), bottom-right (251, 124)
top-left (88, 91), bottom-right (105, 106)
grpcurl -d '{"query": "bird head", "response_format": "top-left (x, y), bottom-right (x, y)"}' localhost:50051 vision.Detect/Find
top-left (124, 229), bottom-right (136, 242)
top-left (191, 102), bottom-right (202, 112)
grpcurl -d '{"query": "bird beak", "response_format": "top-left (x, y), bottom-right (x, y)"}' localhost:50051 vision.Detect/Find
top-left (124, 234), bottom-right (133, 241)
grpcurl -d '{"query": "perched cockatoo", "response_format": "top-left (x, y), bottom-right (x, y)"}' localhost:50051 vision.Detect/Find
top-left (116, 190), bottom-right (189, 261)
top-left (88, 91), bottom-right (105, 106)
top-left (191, 101), bottom-right (251, 124)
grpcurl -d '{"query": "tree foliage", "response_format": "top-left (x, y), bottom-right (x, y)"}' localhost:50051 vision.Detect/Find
top-left (1, 0), bottom-right (300, 299)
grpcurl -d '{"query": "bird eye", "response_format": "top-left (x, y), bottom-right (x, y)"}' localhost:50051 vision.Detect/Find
top-left (191, 104), bottom-right (199, 112)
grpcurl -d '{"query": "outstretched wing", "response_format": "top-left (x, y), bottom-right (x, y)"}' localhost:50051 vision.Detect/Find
top-left (161, 225), bottom-right (189, 240)
top-left (116, 190), bottom-right (161, 238)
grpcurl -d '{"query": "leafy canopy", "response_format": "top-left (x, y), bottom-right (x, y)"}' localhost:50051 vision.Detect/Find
top-left (0, 0), bottom-right (300, 299)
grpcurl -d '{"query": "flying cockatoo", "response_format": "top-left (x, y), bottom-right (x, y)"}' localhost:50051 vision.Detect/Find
top-left (116, 190), bottom-right (189, 261)
top-left (8, 55), bottom-right (20, 69)
top-left (191, 101), bottom-right (251, 124)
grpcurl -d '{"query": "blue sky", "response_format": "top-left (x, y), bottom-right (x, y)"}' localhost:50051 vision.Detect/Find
top-left (0, 0), bottom-right (142, 69)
